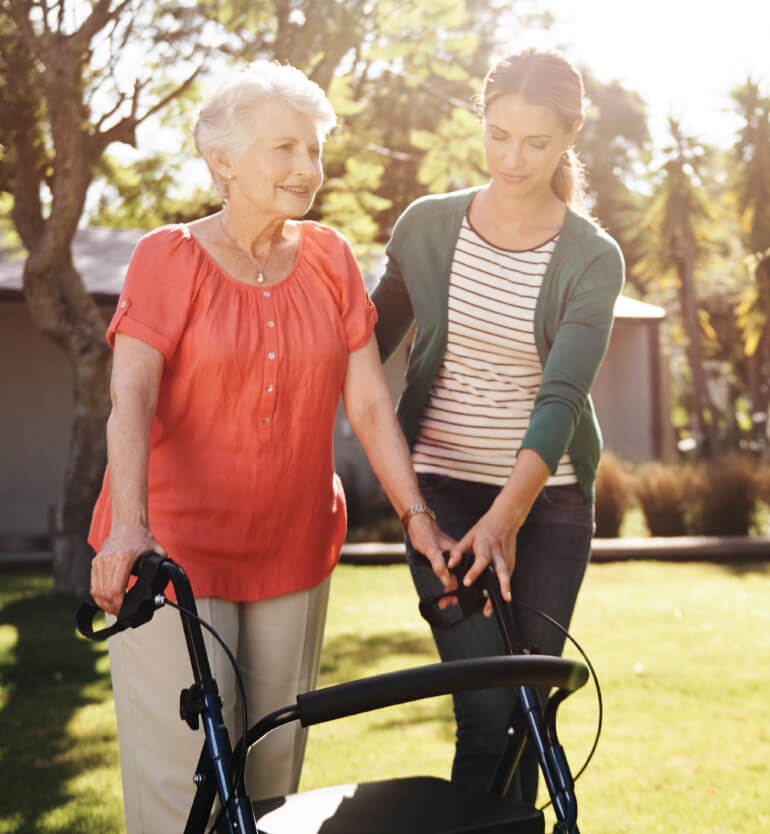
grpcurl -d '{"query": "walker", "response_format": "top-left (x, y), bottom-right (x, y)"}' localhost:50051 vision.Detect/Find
top-left (77, 551), bottom-right (592, 833)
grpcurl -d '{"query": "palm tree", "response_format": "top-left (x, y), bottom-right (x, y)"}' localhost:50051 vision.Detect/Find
top-left (578, 73), bottom-right (650, 284)
top-left (634, 118), bottom-right (719, 456)
top-left (731, 78), bottom-right (770, 450)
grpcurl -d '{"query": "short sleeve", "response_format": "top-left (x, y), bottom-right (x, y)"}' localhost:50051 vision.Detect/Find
top-left (338, 236), bottom-right (378, 352)
top-left (106, 226), bottom-right (199, 361)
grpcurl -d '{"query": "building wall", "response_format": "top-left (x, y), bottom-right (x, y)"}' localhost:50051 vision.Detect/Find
top-left (592, 319), bottom-right (656, 462)
top-left (592, 319), bottom-right (675, 463)
top-left (1, 302), bottom-right (671, 540)
top-left (0, 303), bottom-right (73, 535)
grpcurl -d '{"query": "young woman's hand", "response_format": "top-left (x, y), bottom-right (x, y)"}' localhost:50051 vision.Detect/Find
top-left (448, 503), bottom-right (519, 617)
top-left (90, 525), bottom-right (166, 616)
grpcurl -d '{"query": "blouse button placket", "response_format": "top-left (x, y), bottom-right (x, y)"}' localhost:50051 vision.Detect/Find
top-left (261, 289), bottom-right (278, 431)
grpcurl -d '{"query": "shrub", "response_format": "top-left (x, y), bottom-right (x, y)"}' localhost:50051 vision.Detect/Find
top-left (689, 454), bottom-right (758, 536)
top-left (345, 485), bottom-right (403, 542)
top-left (755, 458), bottom-right (770, 505)
top-left (634, 461), bottom-right (692, 536)
top-left (594, 451), bottom-right (635, 538)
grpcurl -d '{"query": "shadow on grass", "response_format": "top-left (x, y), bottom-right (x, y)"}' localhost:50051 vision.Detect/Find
top-left (0, 572), bottom-right (115, 834)
top-left (715, 559), bottom-right (770, 577)
top-left (319, 631), bottom-right (437, 682)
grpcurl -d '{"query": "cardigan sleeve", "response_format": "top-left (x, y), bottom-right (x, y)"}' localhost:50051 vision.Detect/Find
top-left (519, 242), bottom-right (625, 472)
top-left (372, 222), bottom-right (416, 362)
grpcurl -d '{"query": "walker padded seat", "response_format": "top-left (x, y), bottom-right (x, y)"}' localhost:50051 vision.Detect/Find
top-left (252, 776), bottom-right (544, 833)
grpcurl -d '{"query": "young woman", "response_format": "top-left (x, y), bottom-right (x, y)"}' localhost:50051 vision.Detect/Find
top-left (373, 48), bottom-right (624, 804)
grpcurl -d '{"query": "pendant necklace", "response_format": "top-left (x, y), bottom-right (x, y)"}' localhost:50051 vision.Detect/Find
top-left (220, 216), bottom-right (267, 284)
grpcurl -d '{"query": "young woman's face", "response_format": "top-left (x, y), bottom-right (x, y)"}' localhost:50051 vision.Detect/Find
top-left (226, 96), bottom-right (324, 219)
top-left (483, 92), bottom-right (578, 201)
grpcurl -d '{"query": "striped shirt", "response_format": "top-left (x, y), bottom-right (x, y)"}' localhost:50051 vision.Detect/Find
top-left (412, 216), bottom-right (578, 487)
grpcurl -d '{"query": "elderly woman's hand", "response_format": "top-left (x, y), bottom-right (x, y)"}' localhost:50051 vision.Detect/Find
top-left (90, 525), bottom-right (166, 616)
top-left (406, 513), bottom-right (458, 593)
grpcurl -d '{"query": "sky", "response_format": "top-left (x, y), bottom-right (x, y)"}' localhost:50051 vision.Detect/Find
top-left (501, 0), bottom-right (770, 148)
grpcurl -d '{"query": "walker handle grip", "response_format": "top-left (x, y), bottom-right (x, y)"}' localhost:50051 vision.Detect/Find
top-left (75, 552), bottom-right (169, 641)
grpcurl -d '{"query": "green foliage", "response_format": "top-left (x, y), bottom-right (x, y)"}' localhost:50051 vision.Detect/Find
top-left (80, 0), bottom-right (545, 254)
top-left (412, 107), bottom-right (486, 193)
top-left (728, 78), bottom-right (770, 444)
top-left (633, 120), bottom-right (719, 287)
top-left (319, 140), bottom-right (394, 267)
top-left (90, 153), bottom-right (220, 229)
top-left (730, 78), bottom-right (770, 254)
top-left (578, 72), bottom-right (650, 281)
top-left (631, 118), bottom-right (728, 454)
top-left (736, 248), bottom-right (770, 356)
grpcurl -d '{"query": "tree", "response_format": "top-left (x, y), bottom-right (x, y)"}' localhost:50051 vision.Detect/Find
top-left (731, 77), bottom-right (770, 449)
top-left (88, 0), bottom-right (554, 245)
top-left (577, 72), bottom-right (650, 284)
top-left (0, 0), bottom-right (219, 592)
top-left (633, 118), bottom-right (720, 456)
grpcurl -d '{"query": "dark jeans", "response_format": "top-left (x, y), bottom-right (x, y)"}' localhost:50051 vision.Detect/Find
top-left (406, 473), bottom-right (594, 805)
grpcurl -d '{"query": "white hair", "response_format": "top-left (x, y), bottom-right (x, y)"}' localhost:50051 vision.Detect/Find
top-left (194, 61), bottom-right (337, 198)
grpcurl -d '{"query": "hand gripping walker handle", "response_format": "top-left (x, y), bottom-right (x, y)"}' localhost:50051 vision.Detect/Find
top-left (76, 551), bottom-right (170, 641)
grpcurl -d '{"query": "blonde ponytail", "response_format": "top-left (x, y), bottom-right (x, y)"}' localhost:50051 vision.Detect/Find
top-left (550, 148), bottom-right (587, 212)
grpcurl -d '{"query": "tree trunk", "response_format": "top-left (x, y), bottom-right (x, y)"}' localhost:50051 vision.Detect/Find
top-left (52, 409), bottom-right (110, 593)
top-left (23, 251), bottom-right (112, 594)
top-left (677, 247), bottom-right (718, 457)
top-left (52, 338), bottom-right (111, 593)
top-left (746, 255), bottom-right (770, 450)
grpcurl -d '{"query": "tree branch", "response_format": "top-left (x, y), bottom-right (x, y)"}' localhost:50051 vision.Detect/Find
top-left (8, 0), bottom-right (47, 58)
top-left (136, 62), bottom-right (202, 123)
top-left (92, 61), bottom-right (201, 152)
top-left (71, 0), bottom-right (132, 53)
top-left (94, 91), bottom-right (127, 130)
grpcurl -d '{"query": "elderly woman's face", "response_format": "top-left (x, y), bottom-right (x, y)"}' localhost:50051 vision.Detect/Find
top-left (227, 96), bottom-right (324, 219)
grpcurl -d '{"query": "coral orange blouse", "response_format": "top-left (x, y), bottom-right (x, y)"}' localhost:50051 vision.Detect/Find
top-left (88, 221), bottom-right (377, 601)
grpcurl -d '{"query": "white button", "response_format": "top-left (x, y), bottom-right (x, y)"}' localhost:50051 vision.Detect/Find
top-left (120, 301), bottom-right (127, 308)
top-left (266, 385), bottom-right (273, 392)
top-left (267, 320), bottom-right (275, 327)
top-left (268, 352), bottom-right (275, 359)
top-left (263, 291), bottom-right (271, 297)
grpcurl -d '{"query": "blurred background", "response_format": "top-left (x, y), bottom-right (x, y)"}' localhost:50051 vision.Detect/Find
top-left (1, 0), bottom-right (770, 586)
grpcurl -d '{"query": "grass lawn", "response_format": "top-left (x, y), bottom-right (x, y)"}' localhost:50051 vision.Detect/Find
top-left (1, 560), bottom-right (768, 833)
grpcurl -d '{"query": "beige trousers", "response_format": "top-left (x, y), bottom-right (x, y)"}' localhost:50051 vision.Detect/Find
top-left (107, 576), bottom-right (331, 834)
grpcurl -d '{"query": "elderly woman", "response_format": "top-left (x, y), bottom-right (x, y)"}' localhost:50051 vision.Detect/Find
top-left (88, 61), bottom-right (453, 833)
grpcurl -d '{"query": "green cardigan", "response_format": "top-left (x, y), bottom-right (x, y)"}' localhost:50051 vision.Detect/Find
top-left (372, 187), bottom-right (625, 501)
